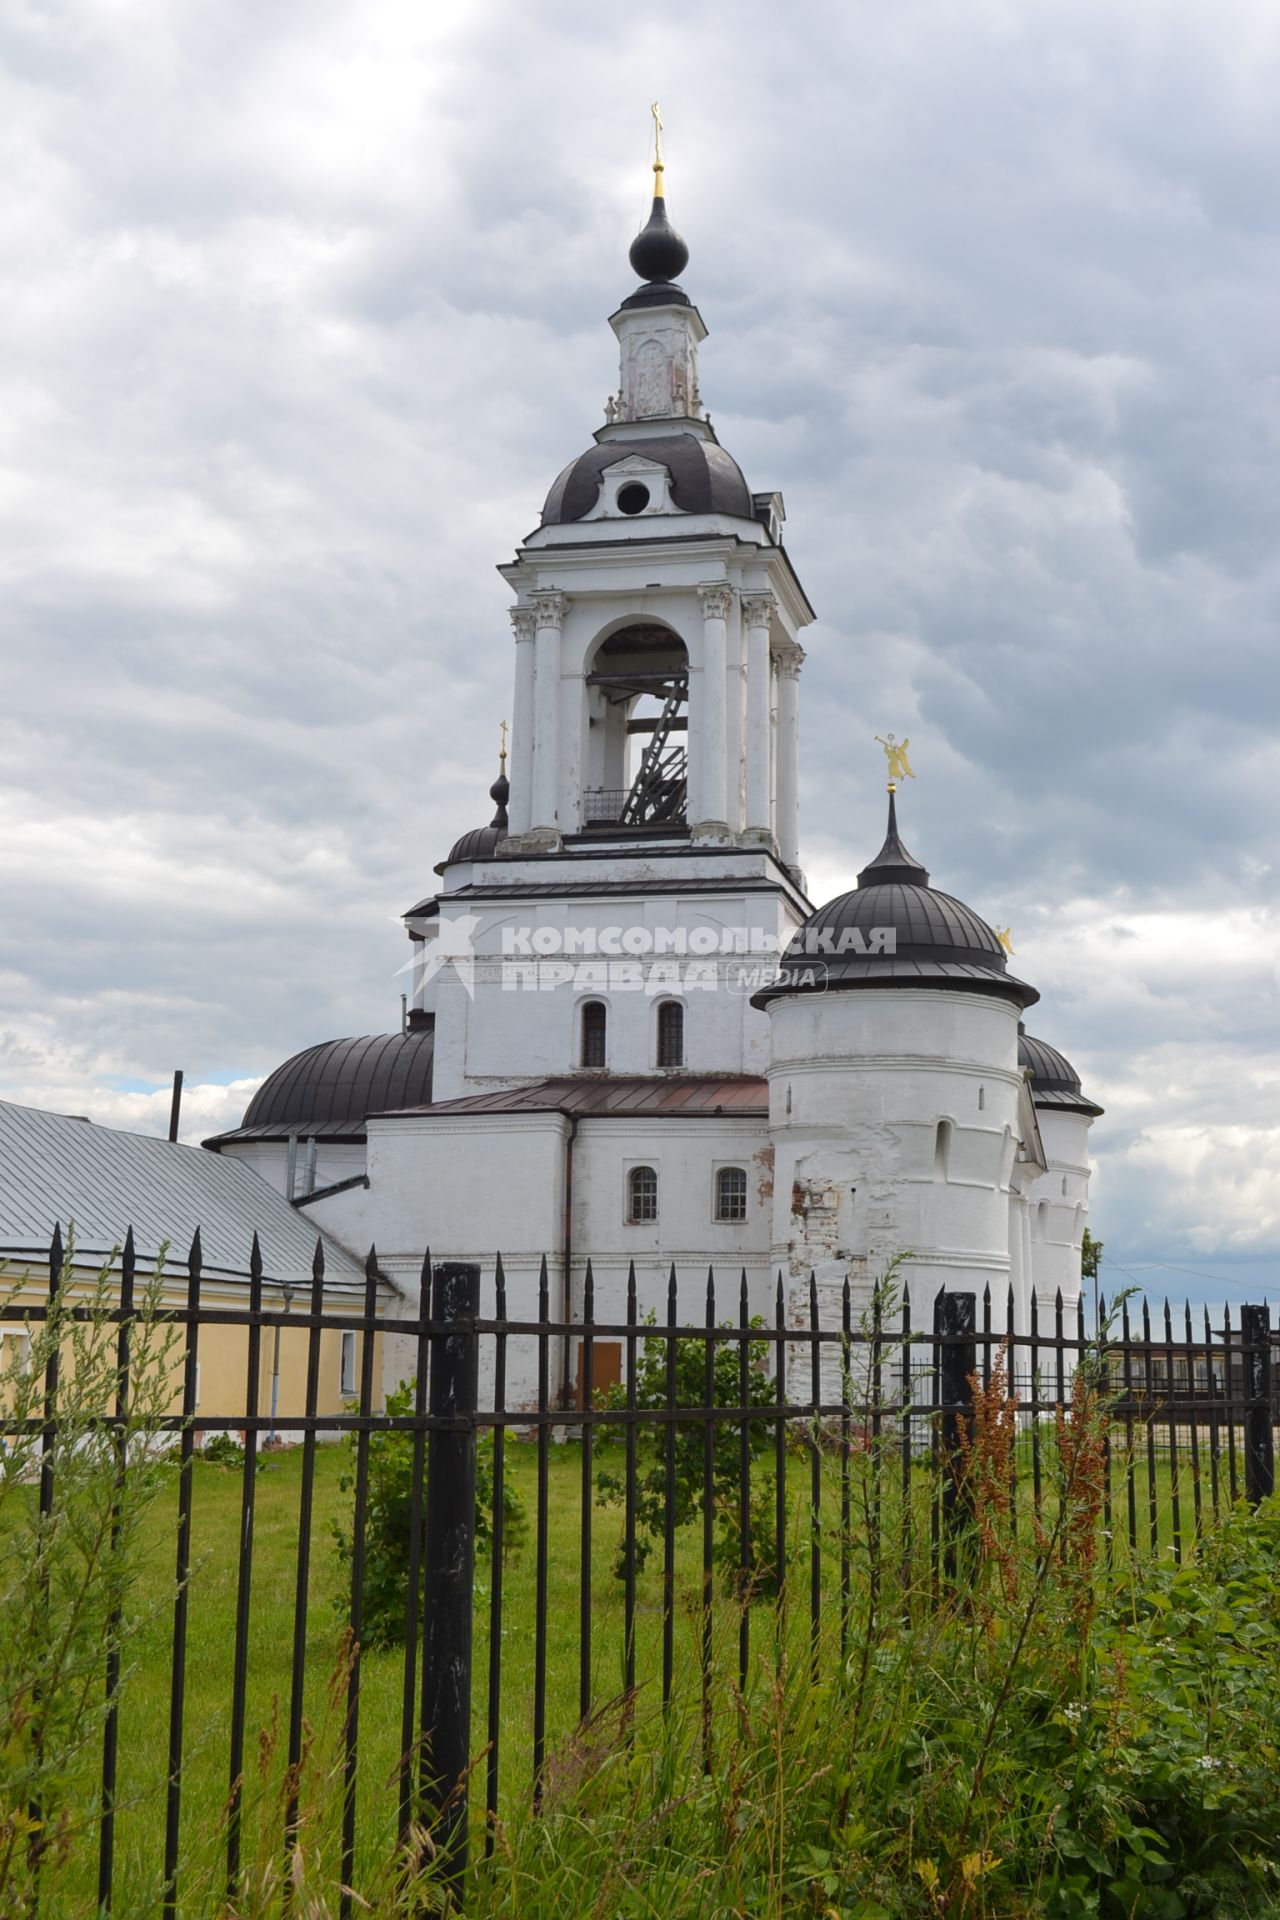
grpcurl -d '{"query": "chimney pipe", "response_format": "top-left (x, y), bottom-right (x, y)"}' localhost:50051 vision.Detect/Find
top-left (168, 1070), bottom-right (184, 1143)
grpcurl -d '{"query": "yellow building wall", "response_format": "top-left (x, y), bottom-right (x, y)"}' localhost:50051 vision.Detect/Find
top-left (0, 1259), bottom-right (386, 1430)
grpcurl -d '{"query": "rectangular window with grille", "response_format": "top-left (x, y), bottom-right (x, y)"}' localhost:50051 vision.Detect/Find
top-left (627, 1164), bottom-right (658, 1223)
top-left (581, 1000), bottom-right (607, 1068)
top-left (715, 1166), bottom-right (748, 1222)
top-left (656, 1000), bottom-right (683, 1069)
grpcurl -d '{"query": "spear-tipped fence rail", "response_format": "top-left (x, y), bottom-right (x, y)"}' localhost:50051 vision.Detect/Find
top-left (3, 1228), bottom-right (1275, 1914)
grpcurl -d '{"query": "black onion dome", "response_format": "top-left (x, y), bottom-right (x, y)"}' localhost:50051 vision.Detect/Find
top-left (754, 792), bottom-right (1038, 1010)
top-left (436, 766), bottom-right (510, 874)
top-left (1019, 1029), bottom-right (1104, 1117)
top-left (206, 1031), bottom-right (436, 1145)
top-left (541, 434), bottom-right (753, 526)
top-left (628, 191), bottom-right (689, 288)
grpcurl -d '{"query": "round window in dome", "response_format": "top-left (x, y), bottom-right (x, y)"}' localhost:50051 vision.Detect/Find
top-left (616, 482), bottom-right (651, 515)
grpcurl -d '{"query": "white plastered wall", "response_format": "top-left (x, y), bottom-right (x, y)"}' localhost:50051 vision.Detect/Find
top-left (765, 988), bottom-right (1025, 1328)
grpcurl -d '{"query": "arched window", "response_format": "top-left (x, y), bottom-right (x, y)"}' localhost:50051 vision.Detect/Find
top-left (933, 1119), bottom-right (952, 1182)
top-left (627, 1165), bottom-right (658, 1223)
top-left (656, 999), bottom-right (684, 1069)
top-left (715, 1166), bottom-right (748, 1222)
top-left (580, 999), bottom-right (607, 1069)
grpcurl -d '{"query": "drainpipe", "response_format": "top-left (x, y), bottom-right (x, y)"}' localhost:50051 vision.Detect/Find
top-left (267, 1280), bottom-right (296, 1446)
top-left (561, 1113), bottom-right (579, 1406)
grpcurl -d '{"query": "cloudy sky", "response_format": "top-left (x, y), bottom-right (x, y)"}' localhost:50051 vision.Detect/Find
top-left (2, 0), bottom-right (1278, 1303)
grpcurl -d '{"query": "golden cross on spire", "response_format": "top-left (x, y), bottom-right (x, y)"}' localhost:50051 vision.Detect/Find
top-left (651, 100), bottom-right (665, 185)
top-left (499, 718), bottom-right (509, 773)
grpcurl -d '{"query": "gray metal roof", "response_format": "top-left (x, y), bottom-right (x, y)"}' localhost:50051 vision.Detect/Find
top-left (205, 1030), bottom-right (436, 1147)
top-left (541, 433), bottom-right (754, 526)
top-left (385, 1075), bottom-right (769, 1120)
top-left (0, 1099), bottom-right (369, 1292)
top-left (1019, 1031), bottom-right (1105, 1118)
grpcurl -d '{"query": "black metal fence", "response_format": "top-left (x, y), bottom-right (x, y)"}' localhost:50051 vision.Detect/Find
top-left (2, 1227), bottom-right (1275, 1915)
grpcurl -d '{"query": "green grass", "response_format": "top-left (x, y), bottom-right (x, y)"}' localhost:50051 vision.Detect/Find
top-left (25, 1414), bottom-right (1243, 1914)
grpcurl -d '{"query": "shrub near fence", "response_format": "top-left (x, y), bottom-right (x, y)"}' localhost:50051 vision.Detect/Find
top-left (0, 1227), bottom-right (1275, 1916)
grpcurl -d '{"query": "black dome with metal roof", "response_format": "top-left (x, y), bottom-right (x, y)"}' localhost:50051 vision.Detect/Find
top-left (541, 433), bottom-right (754, 528)
top-left (754, 790), bottom-right (1039, 1010)
top-left (207, 1030), bottom-right (436, 1145)
top-left (1019, 1028), bottom-right (1104, 1117)
top-left (435, 766), bottom-right (510, 875)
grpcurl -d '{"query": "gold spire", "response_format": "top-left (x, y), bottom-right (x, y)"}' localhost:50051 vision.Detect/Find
top-left (650, 100), bottom-right (665, 197)
top-left (499, 718), bottom-right (509, 774)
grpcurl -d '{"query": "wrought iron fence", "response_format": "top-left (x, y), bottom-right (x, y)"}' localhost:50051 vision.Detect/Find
top-left (2, 1227), bottom-right (1275, 1915)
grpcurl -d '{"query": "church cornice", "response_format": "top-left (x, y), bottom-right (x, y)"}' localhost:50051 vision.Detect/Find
top-left (500, 531), bottom-right (815, 627)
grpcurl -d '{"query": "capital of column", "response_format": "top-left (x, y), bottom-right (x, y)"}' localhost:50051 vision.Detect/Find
top-left (698, 583), bottom-right (734, 621)
top-left (775, 645), bottom-right (803, 680)
top-left (510, 607), bottom-right (536, 643)
top-left (740, 591), bottom-right (776, 629)
top-left (531, 590), bottom-right (567, 629)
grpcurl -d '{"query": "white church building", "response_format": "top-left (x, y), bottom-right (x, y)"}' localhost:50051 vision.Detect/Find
top-left (206, 156), bottom-right (1103, 1403)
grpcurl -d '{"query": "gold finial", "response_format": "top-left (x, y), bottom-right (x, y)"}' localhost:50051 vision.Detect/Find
top-left (995, 926), bottom-right (1015, 956)
top-left (875, 732), bottom-right (915, 788)
top-left (651, 100), bottom-right (665, 193)
top-left (499, 718), bottom-right (509, 773)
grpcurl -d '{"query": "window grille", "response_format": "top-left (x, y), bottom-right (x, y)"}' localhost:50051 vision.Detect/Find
top-left (627, 1164), bottom-right (658, 1223)
top-left (715, 1166), bottom-right (748, 1222)
top-left (656, 1000), bottom-right (684, 1068)
top-left (581, 1000), bottom-right (607, 1069)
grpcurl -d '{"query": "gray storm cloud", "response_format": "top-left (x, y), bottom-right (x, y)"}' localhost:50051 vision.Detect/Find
top-left (1, 0), bottom-right (1277, 1291)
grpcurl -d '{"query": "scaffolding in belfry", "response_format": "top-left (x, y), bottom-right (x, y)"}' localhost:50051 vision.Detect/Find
top-left (621, 673), bottom-right (688, 824)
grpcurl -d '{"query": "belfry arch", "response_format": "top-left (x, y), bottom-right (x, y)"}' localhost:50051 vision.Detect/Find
top-left (583, 622), bottom-right (689, 829)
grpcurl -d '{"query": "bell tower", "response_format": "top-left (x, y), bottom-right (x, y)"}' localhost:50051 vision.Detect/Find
top-left (418, 123), bottom-right (817, 1103)
top-left (499, 128), bottom-right (812, 878)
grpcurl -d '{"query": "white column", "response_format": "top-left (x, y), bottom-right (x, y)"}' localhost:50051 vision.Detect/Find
top-left (775, 648), bottom-right (802, 871)
top-left (742, 592), bottom-right (775, 840)
top-left (696, 583), bottom-right (732, 832)
top-left (723, 607), bottom-right (745, 835)
top-left (530, 592), bottom-right (565, 834)
top-left (508, 607), bottom-right (536, 836)
top-left (410, 934), bottom-right (426, 1012)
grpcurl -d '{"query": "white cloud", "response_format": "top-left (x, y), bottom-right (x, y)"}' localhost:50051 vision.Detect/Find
top-left (2, 0), bottom-right (1279, 1282)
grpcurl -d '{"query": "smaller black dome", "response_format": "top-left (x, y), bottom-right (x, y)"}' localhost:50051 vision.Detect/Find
top-left (436, 762), bottom-right (510, 874)
top-left (628, 191), bottom-right (689, 286)
top-left (1019, 1028), bottom-right (1104, 1117)
top-left (441, 823), bottom-right (503, 868)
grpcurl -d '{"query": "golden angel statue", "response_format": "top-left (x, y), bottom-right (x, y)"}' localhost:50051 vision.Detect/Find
top-left (995, 927), bottom-right (1015, 956)
top-left (875, 733), bottom-right (915, 783)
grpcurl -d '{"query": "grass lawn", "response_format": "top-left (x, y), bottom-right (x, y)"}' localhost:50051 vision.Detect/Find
top-left (17, 1418), bottom-right (1244, 1914)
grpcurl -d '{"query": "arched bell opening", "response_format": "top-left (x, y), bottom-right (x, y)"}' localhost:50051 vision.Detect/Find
top-left (583, 622), bottom-right (689, 829)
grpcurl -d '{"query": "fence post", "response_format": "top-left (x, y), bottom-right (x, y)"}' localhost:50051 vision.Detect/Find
top-left (939, 1291), bottom-right (977, 1577)
top-left (1241, 1305), bottom-right (1274, 1507)
top-left (423, 1261), bottom-right (481, 1897)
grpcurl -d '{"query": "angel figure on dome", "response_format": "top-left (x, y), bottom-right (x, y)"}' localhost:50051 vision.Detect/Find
top-left (875, 733), bottom-right (915, 783)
